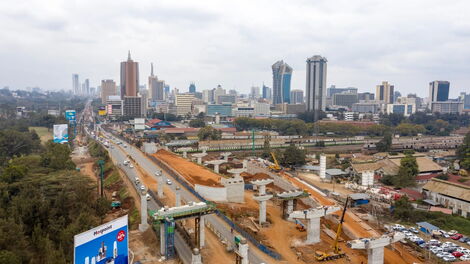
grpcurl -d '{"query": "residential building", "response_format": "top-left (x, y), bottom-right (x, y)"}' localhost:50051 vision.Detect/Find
top-left (306, 55), bottom-right (327, 115)
top-left (206, 104), bottom-right (232, 117)
top-left (431, 101), bottom-right (463, 114)
top-left (290, 89), bottom-right (304, 104)
top-left (72, 74), bottom-right (80, 95)
top-left (175, 93), bottom-right (195, 116)
top-left (358, 92), bottom-right (375, 101)
top-left (262, 84), bottom-right (272, 100)
top-left (120, 51), bottom-right (139, 98)
top-left (272, 60), bottom-right (293, 104)
top-left (386, 103), bottom-right (416, 116)
top-left (217, 95), bottom-right (236, 104)
top-left (276, 103), bottom-right (306, 115)
top-left (203, 89), bottom-right (215, 103)
top-left (333, 92), bottom-right (358, 108)
top-left (250, 86), bottom-right (260, 99)
top-left (101, 79), bottom-right (117, 104)
top-left (429, 81), bottom-right (450, 102)
top-left (460, 92), bottom-right (470, 109)
top-left (123, 96), bottom-right (143, 117)
top-left (376, 81), bottom-right (394, 104)
top-left (189, 82), bottom-right (196, 93)
top-left (327, 85), bottom-right (357, 97)
top-left (344, 112), bottom-right (356, 121)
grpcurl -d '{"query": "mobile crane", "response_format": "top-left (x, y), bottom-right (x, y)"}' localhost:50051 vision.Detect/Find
top-left (268, 152), bottom-right (281, 171)
top-left (315, 197), bottom-right (350, 261)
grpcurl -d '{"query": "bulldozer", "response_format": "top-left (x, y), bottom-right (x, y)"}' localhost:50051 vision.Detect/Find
top-left (315, 197), bottom-right (350, 261)
top-left (268, 152), bottom-right (282, 172)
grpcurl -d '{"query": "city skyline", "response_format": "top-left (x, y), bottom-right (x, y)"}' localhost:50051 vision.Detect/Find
top-left (0, 1), bottom-right (470, 97)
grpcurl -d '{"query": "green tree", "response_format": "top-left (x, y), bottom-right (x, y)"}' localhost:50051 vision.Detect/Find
top-left (393, 196), bottom-right (414, 221)
top-left (281, 145), bottom-right (306, 167)
top-left (376, 131), bottom-right (392, 152)
top-left (393, 154), bottom-right (418, 188)
top-left (40, 141), bottom-right (75, 170)
top-left (197, 126), bottom-right (222, 141)
top-left (0, 250), bottom-right (21, 264)
top-left (1, 165), bottom-right (27, 183)
top-left (261, 135), bottom-right (271, 159)
top-left (189, 119), bottom-right (205, 128)
top-left (457, 132), bottom-right (470, 170)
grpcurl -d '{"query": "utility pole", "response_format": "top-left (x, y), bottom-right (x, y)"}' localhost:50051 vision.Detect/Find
top-left (98, 159), bottom-right (105, 197)
top-left (252, 129), bottom-right (255, 155)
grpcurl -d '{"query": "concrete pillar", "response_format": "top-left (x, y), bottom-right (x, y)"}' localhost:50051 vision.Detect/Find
top-left (156, 172), bottom-right (164, 198)
top-left (320, 155), bottom-right (326, 180)
top-left (259, 200), bottom-right (267, 224)
top-left (139, 193), bottom-right (149, 232)
top-left (287, 199), bottom-right (294, 215)
top-left (199, 216), bottom-right (205, 248)
top-left (259, 185), bottom-right (266, 195)
top-left (243, 159), bottom-right (248, 169)
top-left (197, 157), bottom-right (202, 164)
top-left (191, 248), bottom-right (202, 264)
top-left (183, 151), bottom-right (188, 158)
top-left (306, 217), bottom-right (321, 244)
top-left (214, 163), bottom-right (220, 173)
top-left (368, 247), bottom-right (384, 264)
top-left (239, 238), bottom-right (249, 264)
top-left (160, 223), bottom-right (165, 255)
top-left (175, 186), bottom-right (181, 207)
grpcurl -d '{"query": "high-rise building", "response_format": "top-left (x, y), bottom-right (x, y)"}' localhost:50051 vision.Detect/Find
top-left (250, 86), bottom-right (260, 99)
top-left (175, 93), bottom-right (195, 116)
top-left (461, 93), bottom-right (470, 109)
top-left (290, 89), bottom-right (304, 104)
top-left (358, 92), bottom-right (375, 101)
top-left (376, 81), bottom-right (394, 104)
top-left (333, 92), bottom-right (358, 108)
top-left (101, 79), bottom-right (117, 104)
top-left (123, 96), bottom-right (143, 117)
top-left (431, 101), bottom-right (463, 114)
top-left (393, 91), bottom-right (402, 103)
top-left (72, 74), bottom-right (80, 95)
top-left (82, 79), bottom-right (90, 96)
top-left (272, 60), bottom-right (293, 104)
top-left (306, 55), bottom-right (327, 114)
top-left (189, 82), bottom-right (196, 93)
top-left (214, 85), bottom-right (226, 104)
top-left (203, 89), bottom-right (215, 103)
top-left (148, 63), bottom-right (165, 101)
top-left (262, 84), bottom-right (272, 100)
top-left (429, 81), bottom-right (450, 102)
top-left (120, 51), bottom-right (139, 98)
top-left (327, 85), bottom-right (357, 97)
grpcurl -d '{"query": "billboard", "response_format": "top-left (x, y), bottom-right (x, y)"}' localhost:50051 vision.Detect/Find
top-left (98, 110), bottom-right (107, 116)
top-left (74, 215), bottom-right (129, 264)
top-left (134, 118), bottom-right (145, 131)
top-left (65, 110), bottom-right (76, 121)
top-left (53, 124), bottom-right (68, 143)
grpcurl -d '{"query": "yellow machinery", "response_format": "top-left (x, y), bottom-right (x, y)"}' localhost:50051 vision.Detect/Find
top-left (315, 197), bottom-right (349, 261)
top-left (269, 152), bottom-right (281, 171)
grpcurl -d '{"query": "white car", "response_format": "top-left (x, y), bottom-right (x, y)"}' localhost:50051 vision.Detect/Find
top-left (166, 179), bottom-right (172, 185)
top-left (443, 255), bottom-right (456, 262)
top-left (146, 193), bottom-right (151, 201)
top-left (460, 255), bottom-right (470, 261)
top-left (140, 185), bottom-right (145, 191)
top-left (448, 230), bottom-right (458, 236)
top-left (129, 164), bottom-right (134, 169)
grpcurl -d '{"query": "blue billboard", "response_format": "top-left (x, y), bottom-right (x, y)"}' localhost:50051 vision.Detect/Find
top-left (74, 215), bottom-right (129, 264)
top-left (66, 110), bottom-right (77, 121)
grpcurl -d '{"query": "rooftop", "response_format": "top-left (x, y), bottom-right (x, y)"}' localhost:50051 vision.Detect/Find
top-left (423, 178), bottom-right (470, 202)
top-left (389, 157), bottom-right (443, 173)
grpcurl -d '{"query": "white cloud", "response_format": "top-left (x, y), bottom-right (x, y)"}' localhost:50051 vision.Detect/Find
top-left (0, 0), bottom-right (469, 97)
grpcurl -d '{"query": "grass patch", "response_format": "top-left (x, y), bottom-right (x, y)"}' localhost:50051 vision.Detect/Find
top-left (29, 126), bottom-right (52, 144)
top-left (118, 187), bottom-right (128, 200)
top-left (129, 207), bottom-right (140, 229)
top-left (104, 170), bottom-right (121, 187)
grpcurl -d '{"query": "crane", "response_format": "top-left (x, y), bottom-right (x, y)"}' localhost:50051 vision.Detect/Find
top-left (315, 197), bottom-right (350, 261)
top-left (268, 152), bottom-right (281, 171)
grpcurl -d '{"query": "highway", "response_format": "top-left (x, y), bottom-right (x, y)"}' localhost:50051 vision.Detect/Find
top-left (98, 128), bottom-right (271, 264)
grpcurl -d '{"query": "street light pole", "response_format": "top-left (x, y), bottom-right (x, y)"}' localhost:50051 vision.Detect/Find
top-left (98, 159), bottom-right (105, 197)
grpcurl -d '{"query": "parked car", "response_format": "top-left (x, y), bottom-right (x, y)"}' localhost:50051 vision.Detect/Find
top-left (460, 255), bottom-right (470, 261)
top-left (443, 255), bottom-right (456, 262)
top-left (166, 179), bottom-right (172, 185)
top-left (129, 164), bottom-right (134, 168)
top-left (146, 193), bottom-right (151, 201)
top-left (459, 237), bottom-right (470, 243)
top-left (140, 185), bottom-right (145, 191)
top-left (452, 251), bottom-right (464, 258)
top-left (448, 230), bottom-right (458, 236)
top-left (451, 234), bottom-right (463, 240)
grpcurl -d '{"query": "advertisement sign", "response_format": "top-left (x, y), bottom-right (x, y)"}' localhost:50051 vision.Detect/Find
top-left (74, 215), bottom-right (129, 264)
top-left (98, 110), bottom-right (107, 116)
top-left (134, 118), bottom-right (145, 131)
top-left (53, 124), bottom-right (68, 143)
top-left (65, 110), bottom-right (76, 121)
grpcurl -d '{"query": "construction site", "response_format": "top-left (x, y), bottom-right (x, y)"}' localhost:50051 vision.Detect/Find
top-left (140, 147), bottom-right (422, 264)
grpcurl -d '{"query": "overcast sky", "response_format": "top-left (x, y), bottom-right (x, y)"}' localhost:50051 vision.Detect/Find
top-left (1, 0), bottom-right (470, 97)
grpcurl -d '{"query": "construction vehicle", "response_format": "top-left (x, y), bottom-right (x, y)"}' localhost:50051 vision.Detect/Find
top-left (315, 197), bottom-right (350, 261)
top-left (268, 152), bottom-right (281, 171)
top-left (295, 219), bottom-right (306, 232)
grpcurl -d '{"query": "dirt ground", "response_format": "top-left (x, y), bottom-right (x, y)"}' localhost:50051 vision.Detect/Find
top-left (297, 172), bottom-right (354, 196)
top-left (153, 149), bottom-right (222, 186)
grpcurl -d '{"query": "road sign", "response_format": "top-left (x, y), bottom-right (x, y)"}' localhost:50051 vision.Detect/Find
top-left (74, 215), bottom-right (129, 264)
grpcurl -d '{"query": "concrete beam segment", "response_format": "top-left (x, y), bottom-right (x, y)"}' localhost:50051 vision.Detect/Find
top-left (205, 160), bottom-right (225, 174)
top-left (160, 224), bottom-right (165, 255)
top-left (139, 192), bottom-right (149, 232)
top-left (276, 189), bottom-right (304, 198)
top-left (250, 178), bottom-right (274, 195)
top-left (221, 152), bottom-right (232, 161)
top-left (199, 216), bottom-right (205, 248)
top-left (227, 168), bottom-right (246, 178)
top-left (289, 206), bottom-right (341, 244)
top-left (193, 153), bottom-right (208, 164)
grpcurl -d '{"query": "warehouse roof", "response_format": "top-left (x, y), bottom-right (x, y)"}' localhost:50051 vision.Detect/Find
top-left (423, 178), bottom-right (470, 202)
top-left (389, 157), bottom-right (442, 173)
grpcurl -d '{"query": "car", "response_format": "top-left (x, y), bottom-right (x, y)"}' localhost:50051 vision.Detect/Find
top-left (453, 251), bottom-right (464, 258)
top-left (419, 243), bottom-right (427, 248)
top-left (451, 234), bottom-right (463, 240)
top-left (428, 239), bottom-right (440, 246)
top-left (140, 185), bottom-right (145, 191)
top-left (448, 230), bottom-right (458, 236)
top-left (129, 164), bottom-right (134, 169)
top-left (431, 247), bottom-right (443, 254)
top-left (459, 237), bottom-right (470, 243)
top-left (460, 255), bottom-right (470, 261)
top-left (415, 239), bottom-right (426, 245)
top-left (443, 255), bottom-right (456, 262)
top-left (146, 193), bottom-right (151, 201)
top-left (123, 145), bottom-right (127, 148)
top-left (409, 227), bottom-right (419, 234)
top-left (436, 252), bottom-right (446, 258)
top-left (134, 177), bottom-right (140, 184)
top-left (166, 179), bottom-right (172, 185)
top-left (467, 241), bottom-right (470, 246)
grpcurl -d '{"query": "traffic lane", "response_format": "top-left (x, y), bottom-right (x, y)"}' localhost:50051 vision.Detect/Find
top-left (111, 139), bottom-right (269, 264)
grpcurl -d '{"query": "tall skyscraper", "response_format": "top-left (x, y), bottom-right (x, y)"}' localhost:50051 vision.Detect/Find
top-left (120, 51), bottom-right (139, 98)
top-left (250, 86), bottom-right (260, 99)
top-left (429, 81), bottom-right (450, 102)
top-left (72, 74), bottom-right (80, 95)
top-left (189, 82), bottom-right (196, 93)
top-left (84, 79), bottom-right (90, 95)
top-left (376, 81), bottom-right (394, 104)
top-left (148, 63), bottom-right (165, 101)
top-left (262, 84), bottom-right (272, 100)
top-left (290, 89), bottom-right (304, 104)
top-left (306, 55), bottom-right (327, 113)
top-left (272, 60), bottom-right (293, 104)
top-left (101, 79), bottom-right (117, 104)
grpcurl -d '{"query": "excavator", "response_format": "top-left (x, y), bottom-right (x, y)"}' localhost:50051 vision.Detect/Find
top-left (315, 197), bottom-right (350, 261)
top-left (268, 152), bottom-right (281, 172)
